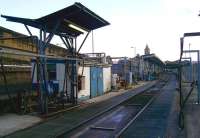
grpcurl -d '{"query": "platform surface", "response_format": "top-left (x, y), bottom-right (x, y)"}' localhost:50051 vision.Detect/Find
top-left (0, 114), bottom-right (41, 137)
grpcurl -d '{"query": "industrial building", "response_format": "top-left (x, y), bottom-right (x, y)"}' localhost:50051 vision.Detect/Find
top-left (1, 2), bottom-right (199, 138)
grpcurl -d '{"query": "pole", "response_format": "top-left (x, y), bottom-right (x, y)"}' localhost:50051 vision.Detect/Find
top-left (134, 47), bottom-right (136, 57)
top-left (189, 43), bottom-right (191, 57)
top-left (198, 51), bottom-right (200, 103)
top-left (75, 37), bottom-right (78, 104)
top-left (124, 57), bottom-right (127, 89)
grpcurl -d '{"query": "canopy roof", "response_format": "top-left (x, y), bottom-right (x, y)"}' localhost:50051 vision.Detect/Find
top-left (142, 54), bottom-right (164, 66)
top-left (165, 60), bottom-right (190, 69)
top-left (1, 2), bottom-right (110, 37)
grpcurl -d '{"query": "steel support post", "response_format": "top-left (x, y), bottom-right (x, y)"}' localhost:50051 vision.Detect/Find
top-left (75, 37), bottom-right (78, 104)
top-left (37, 28), bottom-right (57, 114)
top-left (70, 60), bottom-right (77, 104)
top-left (38, 29), bottom-right (48, 114)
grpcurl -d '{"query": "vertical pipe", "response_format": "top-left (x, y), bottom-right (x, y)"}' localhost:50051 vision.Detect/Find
top-left (190, 59), bottom-right (192, 82)
top-left (75, 37), bottom-right (78, 104)
top-left (179, 37), bottom-right (184, 129)
top-left (180, 67), bottom-right (182, 106)
top-left (39, 29), bottom-right (44, 113)
top-left (39, 29), bottom-right (48, 114)
top-left (179, 66), bottom-right (184, 129)
top-left (71, 60), bottom-right (76, 104)
top-left (36, 38), bottom-right (40, 111)
top-left (124, 57), bottom-right (127, 89)
top-left (134, 47), bottom-right (136, 57)
top-left (191, 60), bottom-right (193, 82)
top-left (70, 37), bottom-right (77, 104)
top-left (31, 63), bottom-right (36, 84)
top-left (44, 30), bottom-right (49, 114)
top-left (43, 29), bottom-right (46, 42)
top-left (198, 51), bottom-right (200, 104)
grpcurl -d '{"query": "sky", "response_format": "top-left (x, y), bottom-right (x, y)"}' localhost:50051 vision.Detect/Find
top-left (1, 0), bottom-right (200, 61)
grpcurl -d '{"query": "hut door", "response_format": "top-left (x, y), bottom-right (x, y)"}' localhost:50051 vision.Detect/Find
top-left (90, 67), bottom-right (104, 98)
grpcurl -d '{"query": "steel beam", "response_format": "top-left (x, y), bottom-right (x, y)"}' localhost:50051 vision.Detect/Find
top-left (24, 24), bottom-right (33, 36)
top-left (184, 32), bottom-right (200, 37)
top-left (77, 31), bottom-right (90, 53)
top-left (59, 36), bottom-right (70, 49)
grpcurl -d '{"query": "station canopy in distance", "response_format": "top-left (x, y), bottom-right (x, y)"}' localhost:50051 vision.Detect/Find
top-left (142, 54), bottom-right (164, 66)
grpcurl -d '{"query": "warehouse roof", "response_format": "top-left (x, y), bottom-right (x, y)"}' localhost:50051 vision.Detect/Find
top-left (1, 2), bottom-right (109, 37)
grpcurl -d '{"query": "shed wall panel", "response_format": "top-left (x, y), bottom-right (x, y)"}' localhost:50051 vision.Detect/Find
top-left (103, 67), bottom-right (111, 93)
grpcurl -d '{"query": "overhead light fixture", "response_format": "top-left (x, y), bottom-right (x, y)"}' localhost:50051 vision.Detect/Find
top-left (68, 24), bottom-right (88, 33)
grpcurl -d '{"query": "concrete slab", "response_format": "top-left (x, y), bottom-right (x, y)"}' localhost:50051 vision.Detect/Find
top-left (0, 114), bottom-right (41, 137)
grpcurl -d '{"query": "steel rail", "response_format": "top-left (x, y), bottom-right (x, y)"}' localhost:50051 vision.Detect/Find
top-left (55, 81), bottom-right (159, 138)
top-left (114, 94), bottom-right (158, 138)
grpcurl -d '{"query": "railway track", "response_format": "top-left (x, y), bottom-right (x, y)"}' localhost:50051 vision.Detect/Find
top-left (56, 80), bottom-right (167, 138)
